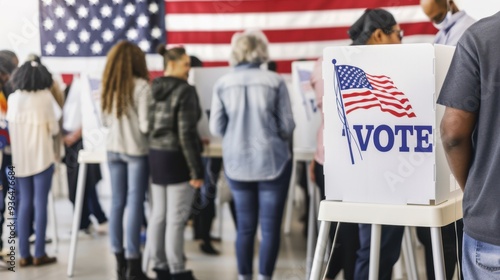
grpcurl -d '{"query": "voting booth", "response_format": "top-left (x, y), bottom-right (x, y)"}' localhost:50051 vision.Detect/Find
top-left (188, 66), bottom-right (232, 145)
top-left (323, 44), bottom-right (459, 205)
top-left (290, 61), bottom-right (322, 153)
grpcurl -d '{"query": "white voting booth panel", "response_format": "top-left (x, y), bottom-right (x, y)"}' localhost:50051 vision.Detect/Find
top-left (323, 44), bottom-right (459, 205)
top-left (290, 61), bottom-right (322, 153)
top-left (188, 66), bottom-right (231, 145)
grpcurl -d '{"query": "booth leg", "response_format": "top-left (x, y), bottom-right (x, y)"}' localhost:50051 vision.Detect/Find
top-left (309, 220), bottom-right (331, 280)
top-left (48, 190), bottom-right (58, 254)
top-left (430, 227), bottom-right (446, 280)
top-left (305, 161), bottom-right (318, 278)
top-left (284, 159), bottom-right (298, 234)
top-left (67, 162), bottom-right (87, 277)
top-left (369, 224), bottom-right (382, 280)
top-left (403, 227), bottom-right (419, 280)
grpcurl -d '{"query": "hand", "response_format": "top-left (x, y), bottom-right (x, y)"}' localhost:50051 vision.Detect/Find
top-left (63, 135), bottom-right (75, 147)
top-left (201, 138), bottom-right (210, 145)
top-left (309, 161), bottom-right (316, 184)
top-left (190, 179), bottom-right (204, 189)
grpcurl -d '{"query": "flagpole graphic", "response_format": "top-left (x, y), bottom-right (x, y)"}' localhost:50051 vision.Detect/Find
top-left (332, 59), bottom-right (356, 164)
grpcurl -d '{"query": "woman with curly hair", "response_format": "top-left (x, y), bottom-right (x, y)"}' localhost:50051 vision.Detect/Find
top-left (7, 60), bottom-right (59, 266)
top-left (101, 41), bottom-right (152, 280)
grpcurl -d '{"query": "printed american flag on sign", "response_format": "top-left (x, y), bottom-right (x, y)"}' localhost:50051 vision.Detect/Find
top-left (335, 64), bottom-right (416, 118)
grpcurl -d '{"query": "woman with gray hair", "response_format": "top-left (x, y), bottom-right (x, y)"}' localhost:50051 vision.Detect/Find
top-left (210, 30), bottom-right (295, 280)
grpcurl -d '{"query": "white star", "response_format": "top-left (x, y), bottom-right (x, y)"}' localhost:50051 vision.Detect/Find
top-left (55, 30), bottom-right (66, 43)
top-left (137, 0), bottom-right (144, 2)
top-left (67, 18), bottom-right (78, 30)
top-left (100, 5), bottom-right (112, 18)
top-left (65, 0), bottom-right (75, 5)
top-left (112, 0), bottom-right (122, 4)
top-left (151, 27), bottom-right (162, 39)
top-left (126, 28), bottom-right (138, 41)
top-left (138, 40), bottom-right (150, 52)
top-left (79, 30), bottom-right (91, 43)
top-left (124, 3), bottom-right (135, 16)
top-left (91, 41), bottom-right (103, 54)
top-left (90, 18), bottom-right (102, 30)
top-left (43, 18), bottom-right (54, 31)
top-left (44, 42), bottom-right (56, 55)
top-left (67, 41), bottom-right (79, 55)
top-left (42, 0), bottom-right (52, 6)
top-left (102, 29), bottom-right (114, 42)
top-left (55, 6), bottom-right (65, 18)
top-left (113, 16), bottom-right (125, 29)
top-left (77, 6), bottom-right (89, 18)
top-left (137, 14), bottom-right (148, 28)
top-left (89, 0), bottom-right (99, 5)
top-left (149, 3), bottom-right (159, 14)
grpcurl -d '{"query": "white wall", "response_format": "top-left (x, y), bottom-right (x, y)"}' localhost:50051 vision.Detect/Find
top-left (455, 0), bottom-right (500, 20)
top-left (0, 0), bottom-right (41, 62)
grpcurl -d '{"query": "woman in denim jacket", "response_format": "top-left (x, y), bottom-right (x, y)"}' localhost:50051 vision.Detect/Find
top-left (209, 30), bottom-right (295, 280)
top-left (101, 41), bottom-right (152, 280)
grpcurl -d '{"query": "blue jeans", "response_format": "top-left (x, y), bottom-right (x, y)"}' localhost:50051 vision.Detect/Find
top-left (226, 160), bottom-right (292, 278)
top-left (355, 224), bottom-right (404, 280)
top-left (17, 165), bottom-right (54, 258)
top-left (463, 232), bottom-right (500, 279)
top-left (107, 152), bottom-right (148, 259)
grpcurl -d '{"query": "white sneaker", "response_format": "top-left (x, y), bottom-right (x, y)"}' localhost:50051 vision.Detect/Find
top-left (96, 222), bottom-right (108, 235)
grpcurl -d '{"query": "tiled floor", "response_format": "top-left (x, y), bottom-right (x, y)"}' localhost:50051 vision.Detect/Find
top-left (0, 192), bottom-right (458, 280)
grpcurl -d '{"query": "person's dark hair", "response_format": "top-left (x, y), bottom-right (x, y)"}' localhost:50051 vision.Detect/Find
top-left (0, 53), bottom-right (17, 75)
top-left (348, 9), bottom-right (397, 45)
top-left (190, 55), bottom-right (203, 67)
top-left (10, 61), bottom-right (53, 92)
top-left (0, 50), bottom-right (18, 70)
top-left (435, 0), bottom-right (448, 7)
top-left (156, 44), bottom-right (187, 69)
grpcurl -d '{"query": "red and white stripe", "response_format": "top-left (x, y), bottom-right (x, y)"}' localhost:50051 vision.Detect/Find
top-left (165, 0), bottom-right (437, 73)
top-left (342, 74), bottom-right (417, 118)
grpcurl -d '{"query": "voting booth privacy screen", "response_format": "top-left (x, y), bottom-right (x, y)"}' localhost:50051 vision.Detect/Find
top-left (188, 67), bottom-right (231, 145)
top-left (323, 44), bottom-right (459, 205)
top-left (290, 61), bottom-right (322, 153)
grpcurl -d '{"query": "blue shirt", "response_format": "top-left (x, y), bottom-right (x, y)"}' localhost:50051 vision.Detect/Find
top-left (434, 11), bottom-right (476, 46)
top-left (210, 63), bottom-right (295, 181)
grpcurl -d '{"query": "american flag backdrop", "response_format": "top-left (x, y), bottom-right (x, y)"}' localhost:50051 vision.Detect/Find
top-left (335, 64), bottom-right (417, 118)
top-left (36, 0), bottom-right (437, 83)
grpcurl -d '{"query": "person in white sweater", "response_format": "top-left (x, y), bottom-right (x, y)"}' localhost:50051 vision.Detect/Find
top-left (7, 60), bottom-right (60, 267)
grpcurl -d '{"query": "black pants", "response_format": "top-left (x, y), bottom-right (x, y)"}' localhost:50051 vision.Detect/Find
top-left (314, 161), bottom-right (359, 280)
top-left (64, 139), bottom-right (107, 229)
top-left (416, 220), bottom-right (464, 280)
top-left (0, 154), bottom-right (12, 250)
top-left (192, 157), bottom-right (237, 242)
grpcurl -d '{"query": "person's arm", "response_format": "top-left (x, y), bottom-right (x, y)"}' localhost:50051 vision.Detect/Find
top-left (209, 83), bottom-right (228, 137)
top-left (440, 107), bottom-right (477, 191)
top-left (137, 81), bottom-right (151, 135)
top-left (178, 87), bottom-right (204, 185)
top-left (63, 127), bottom-right (82, 147)
top-left (275, 80), bottom-right (295, 140)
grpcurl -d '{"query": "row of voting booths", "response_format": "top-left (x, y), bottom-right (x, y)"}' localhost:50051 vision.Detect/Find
top-left (67, 43), bottom-right (462, 279)
top-left (74, 43), bottom-right (461, 211)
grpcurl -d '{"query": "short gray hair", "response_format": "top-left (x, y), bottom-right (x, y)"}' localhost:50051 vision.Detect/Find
top-left (229, 30), bottom-right (269, 66)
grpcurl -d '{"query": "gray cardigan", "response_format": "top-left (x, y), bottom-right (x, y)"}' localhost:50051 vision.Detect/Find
top-left (102, 78), bottom-right (151, 156)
